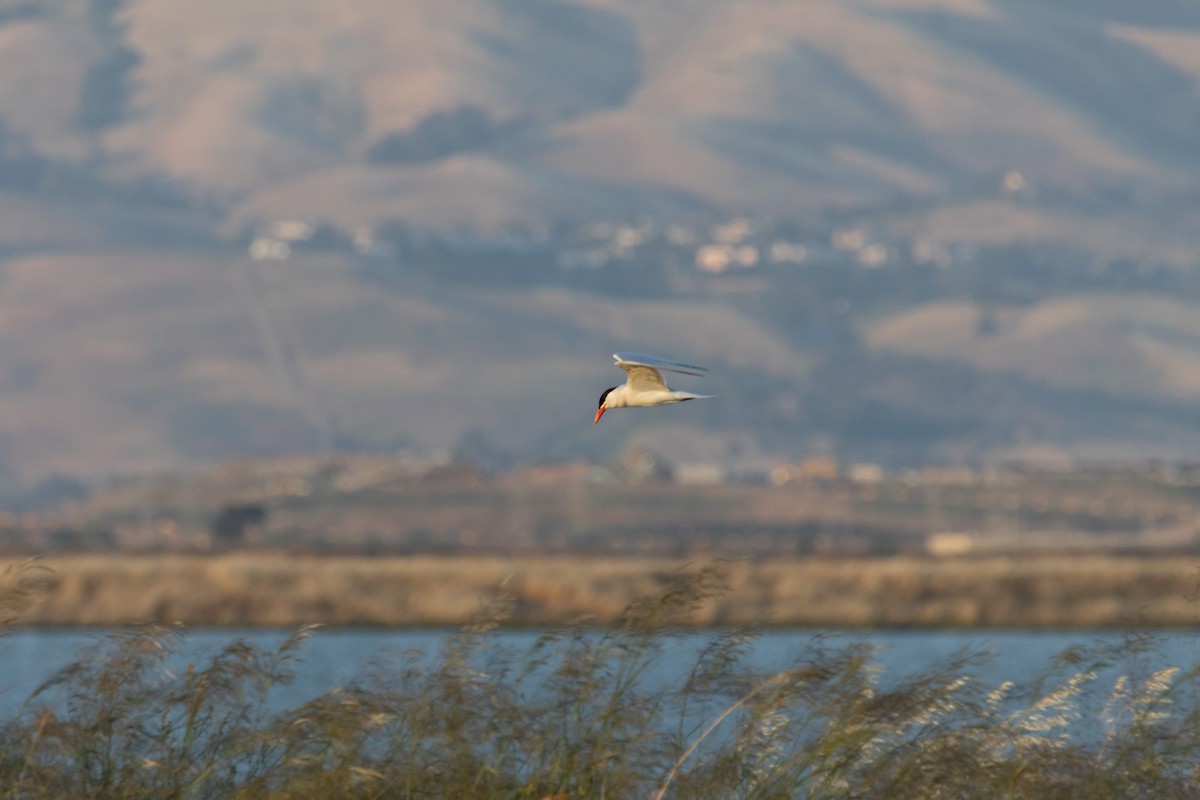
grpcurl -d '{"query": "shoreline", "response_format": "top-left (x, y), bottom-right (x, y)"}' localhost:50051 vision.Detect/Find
top-left (4, 553), bottom-right (1199, 629)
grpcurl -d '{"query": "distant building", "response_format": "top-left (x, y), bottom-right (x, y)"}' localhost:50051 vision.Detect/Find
top-left (711, 218), bottom-right (753, 244)
top-left (694, 244), bottom-right (733, 272)
top-left (268, 219), bottom-right (314, 242)
top-left (856, 244), bottom-right (888, 268)
top-left (797, 456), bottom-right (839, 483)
top-left (832, 228), bottom-right (865, 251)
top-left (847, 463), bottom-right (885, 484)
top-left (675, 462), bottom-right (726, 486)
top-left (926, 532), bottom-right (974, 557)
top-left (694, 243), bottom-right (758, 272)
top-left (1000, 169), bottom-right (1026, 194)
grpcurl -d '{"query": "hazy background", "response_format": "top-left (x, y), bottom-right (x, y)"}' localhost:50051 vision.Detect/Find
top-left (5, 0), bottom-right (1200, 499)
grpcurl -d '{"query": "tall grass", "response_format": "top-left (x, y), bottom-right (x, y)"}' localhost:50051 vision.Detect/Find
top-left (3, 562), bottom-right (1200, 798)
top-left (11, 553), bottom-right (1200, 628)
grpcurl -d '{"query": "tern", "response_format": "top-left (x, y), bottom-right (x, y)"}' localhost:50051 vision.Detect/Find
top-left (594, 352), bottom-right (712, 424)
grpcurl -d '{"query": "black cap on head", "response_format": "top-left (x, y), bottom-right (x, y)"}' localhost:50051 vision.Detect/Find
top-left (597, 386), bottom-right (618, 408)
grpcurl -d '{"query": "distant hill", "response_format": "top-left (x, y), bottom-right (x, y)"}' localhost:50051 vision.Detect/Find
top-left (867, 295), bottom-right (1200, 403)
top-left (8, 241), bottom-right (1200, 490)
top-left (3, 0), bottom-right (1200, 237)
top-left (0, 245), bottom-right (813, 483)
top-left (4, 1), bottom-right (1200, 491)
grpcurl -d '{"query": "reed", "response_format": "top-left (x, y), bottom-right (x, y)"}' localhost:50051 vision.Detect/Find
top-left (2, 562), bottom-right (1200, 798)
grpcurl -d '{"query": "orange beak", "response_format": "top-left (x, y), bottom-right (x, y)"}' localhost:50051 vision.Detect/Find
top-left (594, 407), bottom-right (606, 425)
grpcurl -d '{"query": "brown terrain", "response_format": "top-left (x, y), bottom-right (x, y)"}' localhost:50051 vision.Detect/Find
top-left (10, 1), bottom-right (1196, 228)
top-left (14, 454), bottom-right (1198, 555)
top-left (5, 552), bottom-right (1199, 629)
top-left (4, 455), bottom-right (1200, 628)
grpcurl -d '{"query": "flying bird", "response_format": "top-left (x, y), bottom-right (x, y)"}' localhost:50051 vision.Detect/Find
top-left (595, 352), bottom-right (712, 424)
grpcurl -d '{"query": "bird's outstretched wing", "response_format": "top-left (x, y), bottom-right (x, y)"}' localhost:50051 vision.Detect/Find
top-left (613, 352), bottom-right (708, 377)
top-left (618, 362), bottom-right (669, 391)
top-left (613, 352), bottom-right (707, 392)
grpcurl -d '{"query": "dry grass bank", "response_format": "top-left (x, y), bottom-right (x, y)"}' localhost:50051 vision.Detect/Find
top-left (4, 553), bottom-right (1199, 628)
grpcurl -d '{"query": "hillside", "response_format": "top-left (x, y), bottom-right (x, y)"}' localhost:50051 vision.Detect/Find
top-left (2, 0), bottom-right (1199, 235)
top-left (0, 247), bottom-right (809, 481)
top-left (3, 2), bottom-right (1200, 490)
top-left (867, 295), bottom-right (1200, 403)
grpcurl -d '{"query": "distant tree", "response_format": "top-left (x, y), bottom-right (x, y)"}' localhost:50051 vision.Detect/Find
top-left (47, 527), bottom-right (116, 552)
top-left (211, 504), bottom-right (267, 548)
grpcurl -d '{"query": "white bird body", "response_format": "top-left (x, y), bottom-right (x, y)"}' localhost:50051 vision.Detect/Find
top-left (599, 384), bottom-right (706, 408)
top-left (595, 352), bottom-right (712, 424)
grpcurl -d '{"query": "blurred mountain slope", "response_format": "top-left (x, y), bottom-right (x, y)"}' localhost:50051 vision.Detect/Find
top-left (0, 249), bottom-right (803, 480)
top-left (4, 0), bottom-right (1200, 228)
top-left (3, 1), bottom-right (1200, 489)
top-left (867, 295), bottom-right (1200, 402)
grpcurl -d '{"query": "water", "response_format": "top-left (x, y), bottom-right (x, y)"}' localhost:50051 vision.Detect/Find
top-left (3, 627), bottom-right (1199, 719)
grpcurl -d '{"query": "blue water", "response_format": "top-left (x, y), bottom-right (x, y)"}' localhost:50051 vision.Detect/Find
top-left (3, 627), bottom-right (1199, 719)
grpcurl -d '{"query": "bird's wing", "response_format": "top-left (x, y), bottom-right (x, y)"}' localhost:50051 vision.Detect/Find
top-left (613, 352), bottom-right (708, 377)
top-left (618, 362), bottom-right (670, 392)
